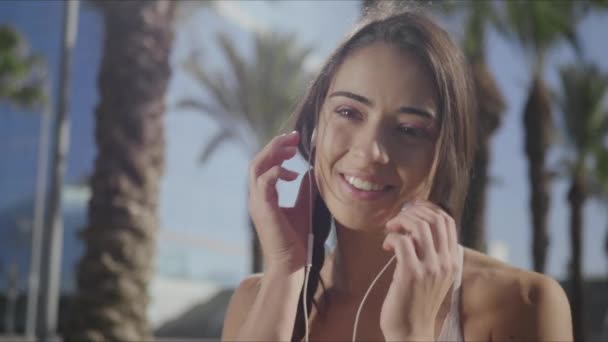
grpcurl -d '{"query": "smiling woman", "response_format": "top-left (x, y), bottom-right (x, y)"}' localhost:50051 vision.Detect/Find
top-left (221, 4), bottom-right (573, 342)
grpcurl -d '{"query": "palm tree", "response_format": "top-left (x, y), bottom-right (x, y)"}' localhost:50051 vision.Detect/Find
top-left (65, 1), bottom-right (176, 341)
top-left (556, 62), bottom-right (608, 342)
top-left (361, 0), bottom-right (376, 13)
top-left (447, 1), bottom-right (506, 253)
top-left (0, 25), bottom-right (46, 108)
top-left (501, 0), bottom-right (585, 273)
top-left (178, 31), bottom-right (312, 273)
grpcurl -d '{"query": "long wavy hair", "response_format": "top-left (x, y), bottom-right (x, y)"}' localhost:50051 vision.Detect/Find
top-left (288, 4), bottom-right (476, 341)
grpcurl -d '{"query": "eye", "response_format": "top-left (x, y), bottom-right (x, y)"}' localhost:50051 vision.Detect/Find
top-left (397, 125), bottom-right (428, 139)
top-left (335, 107), bottom-right (361, 120)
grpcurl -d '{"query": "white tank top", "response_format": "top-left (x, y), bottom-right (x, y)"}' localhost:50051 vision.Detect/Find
top-left (437, 244), bottom-right (465, 342)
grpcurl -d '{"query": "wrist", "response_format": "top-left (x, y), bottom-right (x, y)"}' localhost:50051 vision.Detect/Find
top-left (262, 264), bottom-right (306, 286)
top-left (264, 256), bottom-right (306, 275)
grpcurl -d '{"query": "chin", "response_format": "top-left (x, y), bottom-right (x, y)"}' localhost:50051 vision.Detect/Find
top-left (329, 203), bottom-right (393, 232)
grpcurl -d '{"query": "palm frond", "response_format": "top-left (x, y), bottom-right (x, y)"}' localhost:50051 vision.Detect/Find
top-left (175, 98), bottom-right (226, 120)
top-left (199, 128), bottom-right (235, 163)
top-left (216, 31), bottom-right (250, 117)
top-left (557, 62), bottom-right (608, 191)
top-left (0, 25), bottom-right (47, 109)
top-left (558, 63), bottom-right (608, 155)
top-left (182, 54), bottom-right (241, 116)
top-left (501, 0), bottom-right (583, 64)
top-left (180, 29), bottom-right (312, 152)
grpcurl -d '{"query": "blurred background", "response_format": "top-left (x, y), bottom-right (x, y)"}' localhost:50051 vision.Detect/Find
top-left (0, 0), bottom-right (607, 341)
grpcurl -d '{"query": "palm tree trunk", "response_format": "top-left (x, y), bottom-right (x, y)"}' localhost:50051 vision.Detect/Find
top-left (460, 61), bottom-right (505, 253)
top-left (523, 77), bottom-right (552, 273)
top-left (605, 222), bottom-right (608, 271)
top-left (461, 139), bottom-right (489, 252)
top-left (66, 1), bottom-right (175, 341)
top-left (567, 173), bottom-right (586, 342)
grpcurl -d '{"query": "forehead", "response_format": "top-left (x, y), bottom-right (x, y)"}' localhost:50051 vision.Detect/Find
top-left (329, 42), bottom-right (438, 112)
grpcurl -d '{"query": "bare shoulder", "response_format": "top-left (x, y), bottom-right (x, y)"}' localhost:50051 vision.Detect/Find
top-left (461, 248), bottom-right (573, 341)
top-left (221, 273), bottom-right (263, 341)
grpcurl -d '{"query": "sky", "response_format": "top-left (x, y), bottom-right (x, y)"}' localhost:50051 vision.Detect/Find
top-left (0, 0), bottom-right (607, 291)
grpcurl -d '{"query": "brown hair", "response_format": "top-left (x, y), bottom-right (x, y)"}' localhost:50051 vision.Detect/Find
top-left (289, 4), bottom-right (476, 341)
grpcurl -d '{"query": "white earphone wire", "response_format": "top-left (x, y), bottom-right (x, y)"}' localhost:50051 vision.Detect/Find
top-left (352, 255), bottom-right (396, 342)
top-left (303, 128), bottom-right (316, 342)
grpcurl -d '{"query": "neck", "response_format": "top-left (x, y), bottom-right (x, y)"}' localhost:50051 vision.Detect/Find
top-left (328, 221), bottom-right (396, 299)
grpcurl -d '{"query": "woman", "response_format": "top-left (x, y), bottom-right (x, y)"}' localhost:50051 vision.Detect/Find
top-left (222, 5), bottom-right (572, 342)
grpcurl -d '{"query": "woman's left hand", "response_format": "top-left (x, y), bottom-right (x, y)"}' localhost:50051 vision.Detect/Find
top-left (379, 200), bottom-right (459, 341)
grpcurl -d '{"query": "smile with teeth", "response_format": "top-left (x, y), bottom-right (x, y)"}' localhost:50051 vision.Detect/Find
top-left (344, 175), bottom-right (388, 192)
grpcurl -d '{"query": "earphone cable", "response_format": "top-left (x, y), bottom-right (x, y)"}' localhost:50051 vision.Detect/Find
top-left (352, 255), bottom-right (396, 342)
top-left (303, 264), bottom-right (312, 342)
top-left (304, 133), bottom-right (315, 342)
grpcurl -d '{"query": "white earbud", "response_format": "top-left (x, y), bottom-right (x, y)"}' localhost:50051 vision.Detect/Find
top-left (306, 128), bottom-right (316, 265)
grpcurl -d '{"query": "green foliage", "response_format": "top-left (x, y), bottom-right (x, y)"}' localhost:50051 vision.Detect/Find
top-left (500, 0), bottom-right (607, 70)
top-left (0, 25), bottom-right (46, 110)
top-left (595, 146), bottom-right (608, 195)
top-left (439, 0), bottom-right (505, 61)
top-left (556, 62), bottom-right (608, 187)
top-left (179, 30), bottom-right (313, 161)
top-left (503, 0), bottom-right (580, 58)
top-left (558, 64), bottom-right (608, 157)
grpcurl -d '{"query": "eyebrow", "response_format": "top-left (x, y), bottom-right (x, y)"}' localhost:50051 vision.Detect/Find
top-left (328, 90), bottom-right (435, 119)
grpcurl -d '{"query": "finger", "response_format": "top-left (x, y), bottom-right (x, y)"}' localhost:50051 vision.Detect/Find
top-left (415, 217), bottom-right (438, 263)
top-left (417, 201), bottom-right (458, 255)
top-left (257, 165), bottom-right (289, 205)
top-left (279, 167), bottom-right (299, 182)
top-left (385, 213), bottom-right (429, 260)
top-left (251, 145), bottom-right (298, 179)
top-left (439, 210), bottom-right (457, 256)
top-left (410, 206), bottom-right (449, 258)
top-left (410, 201), bottom-right (457, 255)
top-left (249, 132), bottom-right (299, 180)
top-left (383, 232), bottom-right (419, 272)
top-left (394, 212), bottom-right (437, 263)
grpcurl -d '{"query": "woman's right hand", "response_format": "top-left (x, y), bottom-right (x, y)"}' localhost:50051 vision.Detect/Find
top-left (248, 131), bottom-right (315, 274)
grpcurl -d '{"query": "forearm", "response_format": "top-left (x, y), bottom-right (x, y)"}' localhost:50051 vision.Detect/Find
top-left (236, 267), bottom-right (305, 341)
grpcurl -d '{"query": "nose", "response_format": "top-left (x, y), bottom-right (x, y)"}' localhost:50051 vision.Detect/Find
top-left (351, 125), bottom-right (390, 165)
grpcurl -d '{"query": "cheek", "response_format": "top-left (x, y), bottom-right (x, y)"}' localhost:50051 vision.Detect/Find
top-left (315, 114), bottom-right (352, 165)
top-left (393, 145), bottom-right (437, 197)
top-left (313, 116), bottom-right (352, 200)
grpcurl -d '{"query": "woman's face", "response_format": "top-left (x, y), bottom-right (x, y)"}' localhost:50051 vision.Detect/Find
top-left (314, 42), bottom-right (440, 231)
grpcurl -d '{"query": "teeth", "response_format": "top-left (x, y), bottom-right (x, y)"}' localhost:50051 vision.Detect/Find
top-left (345, 176), bottom-right (385, 191)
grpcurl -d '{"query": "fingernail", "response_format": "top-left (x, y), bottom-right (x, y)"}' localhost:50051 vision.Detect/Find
top-left (401, 202), bottom-right (413, 211)
top-left (280, 131), bottom-right (297, 137)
